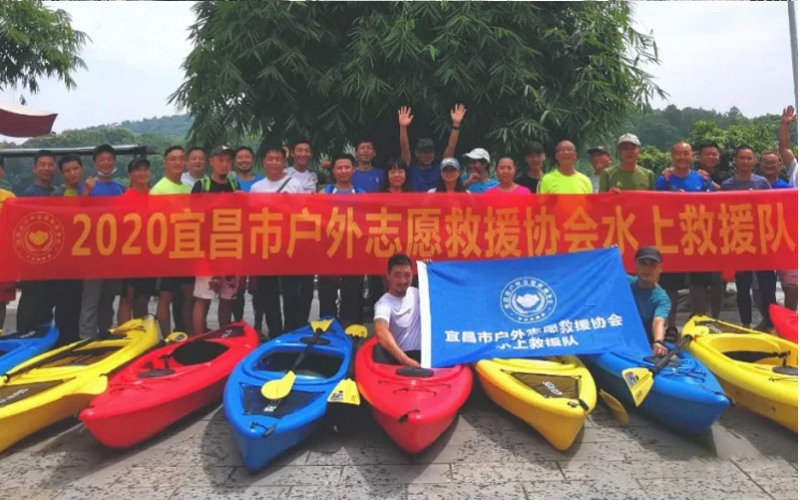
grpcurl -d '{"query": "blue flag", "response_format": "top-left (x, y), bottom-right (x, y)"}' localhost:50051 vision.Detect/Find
top-left (418, 247), bottom-right (646, 368)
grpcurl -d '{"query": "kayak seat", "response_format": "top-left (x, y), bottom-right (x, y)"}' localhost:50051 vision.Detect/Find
top-left (300, 337), bottom-right (331, 346)
top-left (395, 367), bottom-right (435, 378)
top-left (171, 340), bottom-right (229, 366)
top-left (242, 384), bottom-right (321, 418)
top-left (138, 368), bottom-right (175, 378)
top-left (643, 355), bottom-right (681, 368)
top-left (256, 351), bottom-right (343, 379)
top-left (773, 365), bottom-right (798, 376)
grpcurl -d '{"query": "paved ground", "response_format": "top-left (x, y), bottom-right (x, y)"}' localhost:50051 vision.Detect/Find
top-left (0, 287), bottom-right (796, 500)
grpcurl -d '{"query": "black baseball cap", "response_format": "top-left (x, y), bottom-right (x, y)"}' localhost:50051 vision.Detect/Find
top-left (588, 146), bottom-right (611, 156)
top-left (127, 158), bottom-right (151, 172)
top-left (525, 142), bottom-right (545, 155)
top-left (635, 246), bottom-right (662, 263)
top-left (93, 144), bottom-right (116, 160)
top-left (210, 145), bottom-right (235, 158)
top-left (415, 138), bottom-right (435, 151)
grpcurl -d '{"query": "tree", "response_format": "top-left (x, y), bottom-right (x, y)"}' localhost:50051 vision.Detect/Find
top-left (171, 2), bottom-right (664, 162)
top-left (0, 1), bottom-right (87, 102)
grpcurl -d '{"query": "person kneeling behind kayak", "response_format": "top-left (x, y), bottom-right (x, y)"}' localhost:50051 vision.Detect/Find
top-left (373, 254), bottom-right (422, 367)
top-left (630, 246), bottom-right (672, 358)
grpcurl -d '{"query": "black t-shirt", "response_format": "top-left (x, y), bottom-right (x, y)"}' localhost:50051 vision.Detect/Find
top-left (516, 174), bottom-right (542, 193)
top-left (708, 168), bottom-right (731, 187)
top-left (191, 177), bottom-right (240, 193)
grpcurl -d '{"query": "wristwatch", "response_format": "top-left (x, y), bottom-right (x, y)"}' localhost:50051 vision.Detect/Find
top-left (654, 339), bottom-right (667, 347)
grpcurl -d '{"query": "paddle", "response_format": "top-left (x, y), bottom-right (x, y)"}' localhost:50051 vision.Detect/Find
top-left (622, 335), bottom-right (692, 407)
top-left (0, 323), bottom-right (142, 384)
top-left (328, 324), bottom-right (368, 405)
top-left (260, 319), bottom-right (334, 400)
top-left (598, 389), bottom-right (629, 424)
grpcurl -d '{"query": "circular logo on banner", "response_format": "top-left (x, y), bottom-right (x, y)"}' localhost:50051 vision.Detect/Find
top-left (13, 212), bottom-right (65, 265)
top-left (500, 277), bottom-right (557, 324)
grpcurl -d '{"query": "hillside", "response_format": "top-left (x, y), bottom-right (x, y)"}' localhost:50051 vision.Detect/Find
top-left (83, 114), bottom-right (193, 138)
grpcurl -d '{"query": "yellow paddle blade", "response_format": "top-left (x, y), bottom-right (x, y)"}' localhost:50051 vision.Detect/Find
top-left (621, 367), bottom-right (654, 407)
top-left (345, 324), bottom-right (368, 338)
top-left (327, 378), bottom-right (361, 405)
top-left (310, 319), bottom-right (333, 333)
top-left (599, 390), bottom-right (629, 424)
top-left (165, 332), bottom-right (188, 344)
top-left (261, 371), bottom-right (297, 400)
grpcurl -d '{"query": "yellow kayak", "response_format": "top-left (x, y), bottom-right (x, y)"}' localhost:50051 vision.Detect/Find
top-left (475, 356), bottom-right (596, 451)
top-left (0, 317), bottom-right (159, 453)
top-left (683, 316), bottom-right (797, 432)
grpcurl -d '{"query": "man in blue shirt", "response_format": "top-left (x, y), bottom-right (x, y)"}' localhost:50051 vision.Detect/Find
top-left (759, 150), bottom-right (793, 189)
top-left (21, 150), bottom-right (57, 197)
top-left (352, 139), bottom-right (383, 193)
top-left (399, 104), bottom-right (466, 192)
top-left (462, 148), bottom-right (499, 193)
top-left (655, 142), bottom-right (713, 332)
top-left (80, 144), bottom-right (125, 339)
top-left (629, 246), bottom-right (671, 357)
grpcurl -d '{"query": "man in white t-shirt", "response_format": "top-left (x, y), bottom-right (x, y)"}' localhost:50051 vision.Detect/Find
top-left (284, 138), bottom-right (318, 193)
top-left (374, 253), bottom-right (421, 367)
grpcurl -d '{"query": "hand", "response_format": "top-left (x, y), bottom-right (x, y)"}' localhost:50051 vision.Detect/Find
top-left (696, 169), bottom-right (709, 180)
top-left (282, 146), bottom-right (290, 158)
top-left (404, 356), bottom-right (421, 368)
top-left (464, 172), bottom-right (480, 186)
top-left (782, 106), bottom-right (796, 126)
top-left (662, 168), bottom-right (673, 181)
top-left (652, 342), bottom-right (668, 357)
top-left (609, 187), bottom-right (622, 194)
top-left (319, 159), bottom-right (331, 170)
top-left (83, 176), bottom-right (96, 195)
top-left (451, 103), bottom-right (466, 127)
top-left (398, 106), bottom-right (414, 128)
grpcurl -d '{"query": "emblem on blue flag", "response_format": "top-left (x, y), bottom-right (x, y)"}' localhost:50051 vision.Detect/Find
top-left (500, 277), bottom-right (557, 324)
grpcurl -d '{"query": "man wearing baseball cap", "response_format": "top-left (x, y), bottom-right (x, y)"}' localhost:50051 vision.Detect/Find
top-left (599, 134), bottom-right (655, 193)
top-left (587, 145), bottom-right (612, 193)
top-left (629, 246), bottom-right (671, 357)
top-left (517, 142), bottom-right (546, 193)
top-left (462, 148), bottom-right (499, 193)
top-left (398, 104), bottom-right (466, 192)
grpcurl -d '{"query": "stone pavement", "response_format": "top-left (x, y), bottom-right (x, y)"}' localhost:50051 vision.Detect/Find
top-left (0, 288), bottom-right (797, 500)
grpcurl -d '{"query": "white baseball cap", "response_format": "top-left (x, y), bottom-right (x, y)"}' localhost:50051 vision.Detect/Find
top-left (463, 148), bottom-right (491, 163)
top-left (617, 134), bottom-right (641, 147)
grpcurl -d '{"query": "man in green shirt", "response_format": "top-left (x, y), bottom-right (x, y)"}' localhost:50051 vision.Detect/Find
top-left (599, 134), bottom-right (655, 192)
top-left (56, 154), bottom-right (84, 196)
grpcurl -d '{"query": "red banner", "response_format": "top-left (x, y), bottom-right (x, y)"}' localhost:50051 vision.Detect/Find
top-left (0, 191), bottom-right (796, 280)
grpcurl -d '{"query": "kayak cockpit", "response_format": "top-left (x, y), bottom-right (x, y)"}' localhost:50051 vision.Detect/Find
top-left (255, 350), bottom-right (343, 380)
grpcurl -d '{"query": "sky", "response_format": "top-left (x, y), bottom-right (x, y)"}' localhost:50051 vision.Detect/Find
top-left (1, 1), bottom-right (797, 140)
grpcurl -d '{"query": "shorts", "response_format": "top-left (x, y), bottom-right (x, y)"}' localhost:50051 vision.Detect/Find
top-left (159, 277), bottom-right (194, 294)
top-left (193, 276), bottom-right (240, 301)
top-left (0, 282), bottom-right (16, 303)
top-left (780, 270), bottom-right (798, 288)
top-left (121, 278), bottom-right (157, 300)
top-left (659, 272), bottom-right (713, 291)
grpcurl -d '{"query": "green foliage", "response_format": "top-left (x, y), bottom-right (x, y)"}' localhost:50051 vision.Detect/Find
top-left (637, 145), bottom-right (671, 174)
top-left (84, 115), bottom-right (193, 138)
top-left (171, 1), bottom-right (664, 160)
top-left (0, 1), bottom-right (87, 102)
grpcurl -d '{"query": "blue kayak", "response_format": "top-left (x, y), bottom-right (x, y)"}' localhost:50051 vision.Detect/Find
top-left (0, 325), bottom-right (59, 374)
top-left (223, 318), bottom-right (352, 471)
top-left (584, 348), bottom-right (730, 433)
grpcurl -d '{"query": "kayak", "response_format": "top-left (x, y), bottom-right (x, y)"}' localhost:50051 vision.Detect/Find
top-left (0, 325), bottom-right (59, 374)
top-left (583, 347), bottom-right (730, 433)
top-left (224, 318), bottom-right (353, 471)
top-left (355, 337), bottom-right (472, 453)
top-left (80, 322), bottom-right (259, 448)
top-left (0, 317), bottom-right (159, 453)
top-left (683, 315), bottom-right (797, 432)
top-left (475, 356), bottom-right (595, 451)
top-left (769, 304), bottom-right (798, 344)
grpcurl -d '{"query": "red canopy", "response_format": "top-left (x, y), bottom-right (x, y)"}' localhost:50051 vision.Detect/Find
top-left (0, 100), bottom-right (57, 138)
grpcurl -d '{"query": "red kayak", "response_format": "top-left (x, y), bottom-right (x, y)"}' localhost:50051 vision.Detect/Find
top-left (80, 322), bottom-right (258, 448)
top-left (770, 304), bottom-right (798, 344)
top-left (355, 337), bottom-right (472, 453)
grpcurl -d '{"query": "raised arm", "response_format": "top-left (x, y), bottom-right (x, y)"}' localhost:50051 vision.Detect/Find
top-left (442, 104), bottom-right (466, 159)
top-left (374, 318), bottom-right (420, 367)
top-left (399, 106), bottom-right (413, 166)
top-left (779, 106), bottom-right (796, 168)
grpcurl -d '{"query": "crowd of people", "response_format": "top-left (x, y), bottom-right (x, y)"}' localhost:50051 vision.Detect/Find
top-left (0, 104), bottom-right (796, 349)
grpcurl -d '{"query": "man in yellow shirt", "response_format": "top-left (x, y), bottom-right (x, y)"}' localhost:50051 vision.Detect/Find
top-left (538, 141), bottom-right (593, 194)
top-left (0, 156), bottom-right (16, 329)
